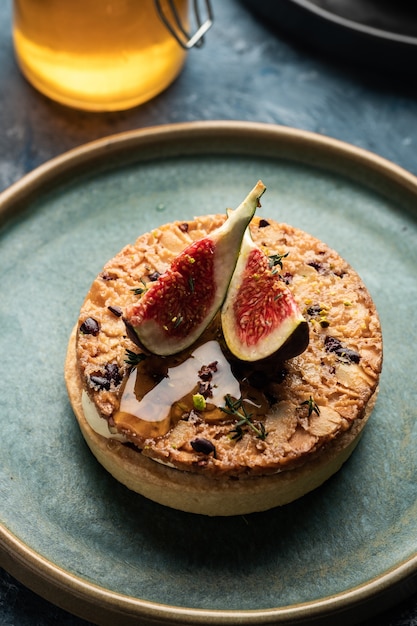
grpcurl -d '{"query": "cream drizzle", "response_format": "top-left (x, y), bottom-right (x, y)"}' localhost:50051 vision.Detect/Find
top-left (118, 340), bottom-right (240, 425)
top-left (83, 341), bottom-right (241, 439)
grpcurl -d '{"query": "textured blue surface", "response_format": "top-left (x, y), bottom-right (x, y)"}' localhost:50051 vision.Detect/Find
top-left (1, 0), bottom-right (417, 624)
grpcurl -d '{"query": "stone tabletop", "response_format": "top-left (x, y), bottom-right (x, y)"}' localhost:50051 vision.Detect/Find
top-left (1, 0), bottom-right (417, 624)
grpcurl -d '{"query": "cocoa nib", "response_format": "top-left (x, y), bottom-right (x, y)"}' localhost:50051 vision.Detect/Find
top-left (101, 272), bottom-right (117, 281)
top-left (105, 363), bottom-right (122, 386)
top-left (307, 305), bottom-right (322, 317)
top-left (198, 380), bottom-right (213, 398)
top-left (80, 317), bottom-right (100, 336)
top-left (147, 270), bottom-right (160, 282)
top-left (307, 261), bottom-right (323, 272)
top-left (307, 305), bottom-right (330, 328)
top-left (90, 363), bottom-right (122, 390)
top-left (258, 219), bottom-right (270, 228)
top-left (324, 336), bottom-right (360, 364)
top-left (281, 272), bottom-right (293, 285)
top-left (198, 361), bottom-right (218, 381)
top-left (90, 375), bottom-right (110, 390)
top-left (191, 438), bottom-right (216, 457)
top-left (194, 361), bottom-right (218, 398)
top-left (108, 305), bottom-right (123, 318)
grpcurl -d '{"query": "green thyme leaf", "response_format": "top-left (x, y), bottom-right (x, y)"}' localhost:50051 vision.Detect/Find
top-left (268, 252), bottom-right (289, 273)
top-left (222, 395), bottom-right (267, 440)
top-left (131, 278), bottom-right (148, 296)
top-left (300, 395), bottom-right (320, 417)
top-left (125, 349), bottom-right (147, 367)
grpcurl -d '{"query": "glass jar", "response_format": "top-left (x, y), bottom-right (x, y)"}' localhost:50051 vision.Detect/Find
top-left (12, 0), bottom-right (212, 111)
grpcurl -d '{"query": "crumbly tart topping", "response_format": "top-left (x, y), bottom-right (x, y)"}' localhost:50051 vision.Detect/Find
top-left (76, 215), bottom-right (382, 478)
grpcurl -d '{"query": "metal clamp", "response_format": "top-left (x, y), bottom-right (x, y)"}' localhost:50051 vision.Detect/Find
top-left (154, 0), bottom-right (213, 49)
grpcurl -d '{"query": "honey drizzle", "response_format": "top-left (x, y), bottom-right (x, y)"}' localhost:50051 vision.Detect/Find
top-left (114, 341), bottom-right (242, 439)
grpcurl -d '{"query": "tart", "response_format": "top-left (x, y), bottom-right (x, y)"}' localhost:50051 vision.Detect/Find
top-left (65, 202), bottom-right (382, 516)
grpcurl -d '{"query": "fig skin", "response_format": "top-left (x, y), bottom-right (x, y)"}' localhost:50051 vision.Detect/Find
top-left (124, 181), bottom-right (266, 356)
top-left (221, 227), bottom-right (309, 363)
top-left (269, 319), bottom-right (309, 362)
top-left (222, 319), bottom-right (309, 374)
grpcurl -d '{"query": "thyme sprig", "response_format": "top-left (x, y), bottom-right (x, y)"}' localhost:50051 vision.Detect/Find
top-left (268, 252), bottom-right (289, 274)
top-left (131, 278), bottom-right (148, 296)
top-left (222, 395), bottom-right (267, 441)
top-left (125, 349), bottom-right (147, 368)
top-left (300, 395), bottom-right (320, 417)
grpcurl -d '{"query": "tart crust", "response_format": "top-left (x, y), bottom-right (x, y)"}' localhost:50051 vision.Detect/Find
top-left (66, 325), bottom-right (377, 515)
top-left (67, 214), bottom-right (383, 514)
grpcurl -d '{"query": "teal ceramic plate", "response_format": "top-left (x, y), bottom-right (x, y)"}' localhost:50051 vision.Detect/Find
top-left (1, 122), bottom-right (417, 626)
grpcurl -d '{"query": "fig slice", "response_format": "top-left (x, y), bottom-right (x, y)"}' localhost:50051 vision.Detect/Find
top-left (124, 181), bottom-right (266, 356)
top-left (221, 227), bottom-right (309, 362)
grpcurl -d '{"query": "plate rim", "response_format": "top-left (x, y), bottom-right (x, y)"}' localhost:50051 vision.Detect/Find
top-left (2, 120), bottom-right (417, 212)
top-left (1, 120), bottom-right (417, 625)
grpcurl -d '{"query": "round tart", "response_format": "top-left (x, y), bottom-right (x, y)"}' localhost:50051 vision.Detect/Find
top-left (65, 212), bottom-right (382, 516)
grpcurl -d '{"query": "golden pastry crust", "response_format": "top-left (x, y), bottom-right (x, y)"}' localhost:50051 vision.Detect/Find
top-left (74, 215), bottom-right (382, 479)
top-left (65, 325), bottom-right (377, 516)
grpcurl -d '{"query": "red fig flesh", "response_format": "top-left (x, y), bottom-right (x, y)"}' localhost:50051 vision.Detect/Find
top-left (221, 227), bottom-right (309, 362)
top-left (124, 181), bottom-right (266, 356)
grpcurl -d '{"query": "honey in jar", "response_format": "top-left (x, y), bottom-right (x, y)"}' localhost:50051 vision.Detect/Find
top-left (12, 0), bottom-right (190, 111)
